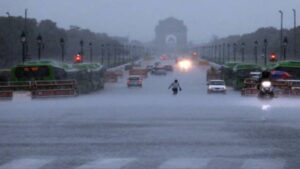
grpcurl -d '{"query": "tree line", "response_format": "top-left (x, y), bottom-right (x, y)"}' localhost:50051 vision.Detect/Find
top-left (199, 26), bottom-right (300, 64)
top-left (0, 16), bottom-right (122, 68)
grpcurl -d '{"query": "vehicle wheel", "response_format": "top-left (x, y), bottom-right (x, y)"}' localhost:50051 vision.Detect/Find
top-left (207, 90), bottom-right (211, 94)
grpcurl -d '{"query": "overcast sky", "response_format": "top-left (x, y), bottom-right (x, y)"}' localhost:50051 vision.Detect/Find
top-left (1, 0), bottom-right (300, 43)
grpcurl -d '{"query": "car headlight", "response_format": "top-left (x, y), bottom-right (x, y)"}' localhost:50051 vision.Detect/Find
top-left (262, 81), bottom-right (271, 88)
top-left (179, 60), bottom-right (192, 70)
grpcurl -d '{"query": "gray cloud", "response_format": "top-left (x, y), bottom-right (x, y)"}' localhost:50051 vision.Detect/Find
top-left (0, 0), bottom-right (299, 43)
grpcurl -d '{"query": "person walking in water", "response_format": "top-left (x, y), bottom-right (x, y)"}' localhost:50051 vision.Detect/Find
top-left (168, 79), bottom-right (182, 95)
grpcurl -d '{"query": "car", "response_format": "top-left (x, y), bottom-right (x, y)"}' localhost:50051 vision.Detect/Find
top-left (146, 65), bottom-right (154, 71)
top-left (127, 75), bottom-right (143, 87)
top-left (151, 67), bottom-right (167, 75)
top-left (154, 62), bottom-right (161, 67)
top-left (163, 65), bottom-right (173, 71)
top-left (207, 80), bottom-right (226, 94)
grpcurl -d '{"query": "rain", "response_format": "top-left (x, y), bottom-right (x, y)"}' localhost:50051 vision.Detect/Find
top-left (1, 1), bottom-right (300, 169)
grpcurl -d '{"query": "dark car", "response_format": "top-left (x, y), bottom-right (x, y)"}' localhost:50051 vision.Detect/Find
top-left (163, 65), bottom-right (173, 71)
top-left (146, 65), bottom-right (154, 71)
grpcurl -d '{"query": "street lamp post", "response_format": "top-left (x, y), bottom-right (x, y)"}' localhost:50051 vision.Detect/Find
top-left (20, 32), bottom-right (26, 63)
top-left (60, 38), bottom-right (65, 62)
top-left (123, 45), bottom-right (127, 63)
top-left (89, 42), bottom-right (93, 63)
top-left (222, 43), bottom-right (225, 64)
top-left (214, 45), bottom-right (217, 62)
top-left (283, 37), bottom-right (288, 60)
top-left (293, 9), bottom-right (297, 57)
top-left (279, 10), bottom-right (283, 59)
top-left (254, 40), bottom-right (258, 64)
top-left (106, 44), bottom-right (111, 67)
top-left (233, 43), bottom-right (237, 62)
top-left (24, 9), bottom-right (28, 33)
top-left (218, 44), bottom-right (222, 63)
top-left (211, 46), bottom-right (214, 61)
top-left (132, 45), bottom-right (136, 62)
top-left (113, 45), bottom-right (117, 66)
top-left (101, 44), bottom-right (105, 64)
top-left (206, 46), bottom-right (209, 61)
top-left (6, 12), bottom-right (11, 59)
top-left (227, 43), bottom-right (231, 62)
top-left (241, 42), bottom-right (245, 62)
top-left (37, 34), bottom-right (42, 60)
top-left (123, 45), bottom-right (126, 63)
top-left (264, 39), bottom-right (268, 66)
top-left (121, 45), bottom-right (125, 63)
top-left (80, 40), bottom-right (84, 55)
top-left (116, 45), bottom-right (119, 64)
top-left (119, 46), bottom-right (122, 64)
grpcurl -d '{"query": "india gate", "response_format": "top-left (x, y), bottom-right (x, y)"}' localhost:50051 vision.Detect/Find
top-left (154, 17), bottom-right (188, 54)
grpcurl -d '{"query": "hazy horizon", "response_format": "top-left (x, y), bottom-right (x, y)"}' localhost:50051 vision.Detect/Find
top-left (1, 0), bottom-right (300, 43)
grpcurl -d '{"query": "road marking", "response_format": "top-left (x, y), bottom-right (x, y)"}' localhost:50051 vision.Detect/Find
top-left (0, 158), bottom-right (52, 169)
top-left (159, 158), bottom-right (210, 169)
top-left (76, 158), bottom-right (136, 169)
top-left (241, 159), bottom-right (285, 169)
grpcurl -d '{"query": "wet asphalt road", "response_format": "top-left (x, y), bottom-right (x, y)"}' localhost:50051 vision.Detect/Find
top-left (1, 62), bottom-right (300, 169)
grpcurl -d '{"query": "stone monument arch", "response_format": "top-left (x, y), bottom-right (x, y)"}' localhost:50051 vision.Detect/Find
top-left (154, 17), bottom-right (188, 54)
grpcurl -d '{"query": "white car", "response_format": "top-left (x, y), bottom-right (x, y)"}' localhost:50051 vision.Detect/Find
top-left (127, 75), bottom-right (143, 87)
top-left (207, 80), bottom-right (226, 94)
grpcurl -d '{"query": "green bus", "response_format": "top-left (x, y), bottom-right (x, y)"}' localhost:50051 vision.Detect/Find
top-left (222, 62), bottom-right (240, 86)
top-left (7, 60), bottom-right (105, 95)
top-left (232, 63), bottom-right (262, 90)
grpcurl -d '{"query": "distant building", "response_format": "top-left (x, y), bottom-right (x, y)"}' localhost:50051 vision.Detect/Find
top-left (154, 17), bottom-right (188, 54)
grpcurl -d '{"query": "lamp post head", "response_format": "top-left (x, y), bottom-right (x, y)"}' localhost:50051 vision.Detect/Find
top-left (20, 32), bottom-right (26, 43)
top-left (264, 39), bottom-right (268, 46)
top-left (241, 42), bottom-right (245, 48)
top-left (37, 34), bottom-right (42, 44)
top-left (60, 38), bottom-right (64, 46)
top-left (283, 37), bottom-right (288, 45)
